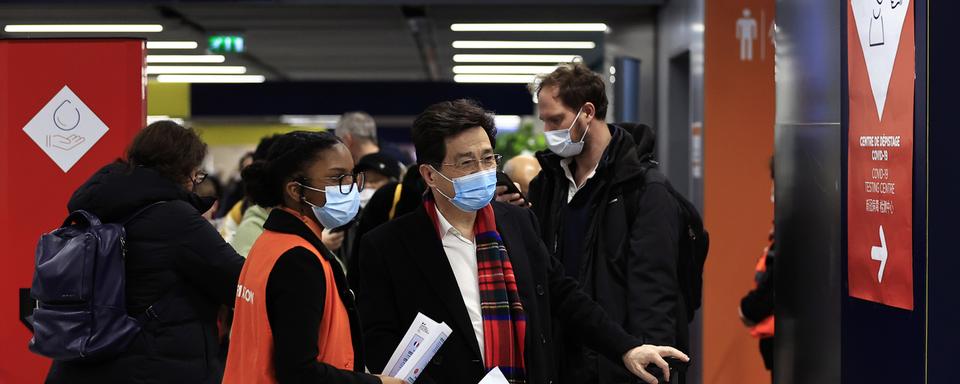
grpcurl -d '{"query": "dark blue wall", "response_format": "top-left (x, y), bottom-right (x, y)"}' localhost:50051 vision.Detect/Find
top-left (840, 1), bottom-right (927, 383)
top-left (926, 1), bottom-right (960, 381)
top-left (190, 81), bottom-right (535, 117)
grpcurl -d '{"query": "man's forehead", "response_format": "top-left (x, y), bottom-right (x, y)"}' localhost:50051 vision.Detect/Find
top-left (538, 86), bottom-right (569, 114)
top-left (445, 127), bottom-right (492, 156)
top-left (538, 85), bottom-right (561, 102)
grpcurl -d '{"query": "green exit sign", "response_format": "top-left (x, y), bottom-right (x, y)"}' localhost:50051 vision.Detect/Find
top-left (209, 35), bottom-right (245, 53)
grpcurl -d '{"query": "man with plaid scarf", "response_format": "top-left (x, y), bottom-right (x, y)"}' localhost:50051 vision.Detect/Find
top-left (358, 99), bottom-right (688, 384)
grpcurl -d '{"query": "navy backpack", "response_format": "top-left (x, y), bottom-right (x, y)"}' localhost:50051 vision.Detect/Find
top-left (29, 203), bottom-right (163, 361)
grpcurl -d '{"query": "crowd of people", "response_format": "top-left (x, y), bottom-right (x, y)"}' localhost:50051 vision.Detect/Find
top-left (39, 62), bottom-right (700, 384)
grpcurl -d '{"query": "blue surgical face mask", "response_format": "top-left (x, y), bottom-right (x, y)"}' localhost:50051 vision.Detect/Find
top-left (431, 167), bottom-right (497, 212)
top-left (544, 107), bottom-right (589, 158)
top-left (298, 182), bottom-right (360, 229)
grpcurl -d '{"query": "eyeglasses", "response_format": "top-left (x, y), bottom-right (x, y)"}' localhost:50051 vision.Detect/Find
top-left (192, 170), bottom-right (208, 185)
top-left (299, 171), bottom-right (366, 195)
top-left (440, 154), bottom-right (502, 172)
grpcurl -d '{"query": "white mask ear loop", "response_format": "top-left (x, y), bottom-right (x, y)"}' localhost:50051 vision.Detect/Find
top-left (573, 108), bottom-right (590, 144)
top-left (429, 165), bottom-right (456, 201)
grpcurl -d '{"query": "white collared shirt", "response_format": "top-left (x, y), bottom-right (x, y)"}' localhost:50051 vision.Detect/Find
top-left (560, 157), bottom-right (600, 203)
top-left (434, 206), bottom-right (485, 360)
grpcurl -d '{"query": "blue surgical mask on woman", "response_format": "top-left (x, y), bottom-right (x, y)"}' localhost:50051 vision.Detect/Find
top-left (298, 182), bottom-right (360, 229)
top-left (431, 167), bottom-right (497, 212)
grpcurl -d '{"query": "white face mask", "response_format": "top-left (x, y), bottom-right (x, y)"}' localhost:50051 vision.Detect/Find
top-left (359, 188), bottom-right (377, 208)
top-left (544, 107), bottom-right (589, 158)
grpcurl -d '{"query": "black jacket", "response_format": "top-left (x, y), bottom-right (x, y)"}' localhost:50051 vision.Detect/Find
top-left (528, 124), bottom-right (685, 383)
top-left (46, 162), bottom-right (245, 384)
top-left (357, 201), bottom-right (642, 384)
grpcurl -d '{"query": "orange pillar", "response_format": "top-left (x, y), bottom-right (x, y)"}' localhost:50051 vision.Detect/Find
top-left (703, 1), bottom-right (775, 383)
top-left (0, 39), bottom-right (146, 382)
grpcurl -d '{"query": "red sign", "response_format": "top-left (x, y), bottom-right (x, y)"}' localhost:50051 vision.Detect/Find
top-left (0, 39), bottom-right (146, 381)
top-left (847, 0), bottom-right (915, 310)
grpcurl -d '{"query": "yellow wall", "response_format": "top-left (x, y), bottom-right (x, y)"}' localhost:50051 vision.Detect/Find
top-left (147, 82), bottom-right (190, 118)
top-left (193, 124), bottom-right (328, 146)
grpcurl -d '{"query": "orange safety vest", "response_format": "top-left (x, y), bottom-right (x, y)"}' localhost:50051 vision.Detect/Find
top-left (749, 241), bottom-right (775, 339)
top-left (223, 208), bottom-right (354, 383)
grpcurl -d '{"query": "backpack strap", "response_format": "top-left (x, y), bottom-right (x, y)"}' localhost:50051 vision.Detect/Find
top-left (621, 160), bottom-right (658, 225)
top-left (388, 184), bottom-right (403, 220)
top-left (120, 201), bottom-right (179, 325)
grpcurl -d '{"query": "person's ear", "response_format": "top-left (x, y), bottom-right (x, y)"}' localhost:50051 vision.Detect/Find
top-left (419, 164), bottom-right (438, 189)
top-left (285, 180), bottom-right (302, 204)
top-left (582, 102), bottom-right (597, 124)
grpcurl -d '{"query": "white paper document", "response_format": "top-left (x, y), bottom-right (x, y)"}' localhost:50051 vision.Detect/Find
top-left (478, 367), bottom-right (509, 384)
top-left (382, 312), bottom-right (452, 383)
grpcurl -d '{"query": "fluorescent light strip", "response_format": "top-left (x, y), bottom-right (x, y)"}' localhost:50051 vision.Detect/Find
top-left (453, 40), bottom-right (595, 49)
top-left (147, 55), bottom-right (225, 63)
top-left (146, 41), bottom-right (199, 50)
top-left (494, 115), bottom-right (522, 130)
top-left (450, 23), bottom-right (607, 32)
top-left (4, 24), bottom-right (163, 33)
top-left (454, 75), bottom-right (537, 84)
top-left (281, 115), bottom-right (341, 126)
top-left (156, 75), bottom-right (265, 83)
top-left (147, 115), bottom-right (185, 125)
top-left (453, 54), bottom-right (581, 63)
top-left (453, 65), bottom-right (557, 74)
top-left (147, 66), bottom-right (246, 75)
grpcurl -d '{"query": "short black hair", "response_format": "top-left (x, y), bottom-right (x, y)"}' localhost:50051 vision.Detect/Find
top-left (127, 120), bottom-right (207, 184)
top-left (242, 131), bottom-right (341, 207)
top-left (537, 62), bottom-right (608, 120)
top-left (412, 99), bottom-right (496, 166)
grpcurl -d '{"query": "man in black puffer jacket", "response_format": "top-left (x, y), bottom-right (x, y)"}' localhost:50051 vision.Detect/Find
top-left (45, 121), bottom-right (245, 384)
top-left (528, 63), bottom-right (686, 384)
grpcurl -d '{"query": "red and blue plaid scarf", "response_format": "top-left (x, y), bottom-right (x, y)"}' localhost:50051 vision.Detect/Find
top-left (425, 199), bottom-right (527, 383)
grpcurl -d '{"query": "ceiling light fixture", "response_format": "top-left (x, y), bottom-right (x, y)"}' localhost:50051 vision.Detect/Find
top-left (146, 41), bottom-right (199, 50)
top-left (4, 24), bottom-right (163, 33)
top-left (452, 40), bottom-right (596, 49)
top-left (453, 54), bottom-right (581, 63)
top-left (450, 23), bottom-right (608, 32)
top-left (156, 75), bottom-right (265, 83)
top-left (146, 66), bottom-right (247, 74)
top-left (146, 55), bottom-right (226, 63)
top-left (453, 65), bottom-right (557, 74)
top-left (453, 74), bottom-right (537, 84)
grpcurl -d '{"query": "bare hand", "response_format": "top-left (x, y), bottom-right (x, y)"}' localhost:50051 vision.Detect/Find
top-left (321, 229), bottom-right (345, 251)
top-left (375, 375), bottom-right (408, 384)
top-left (495, 185), bottom-right (528, 207)
top-left (622, 345), bottom-right (690, 384)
